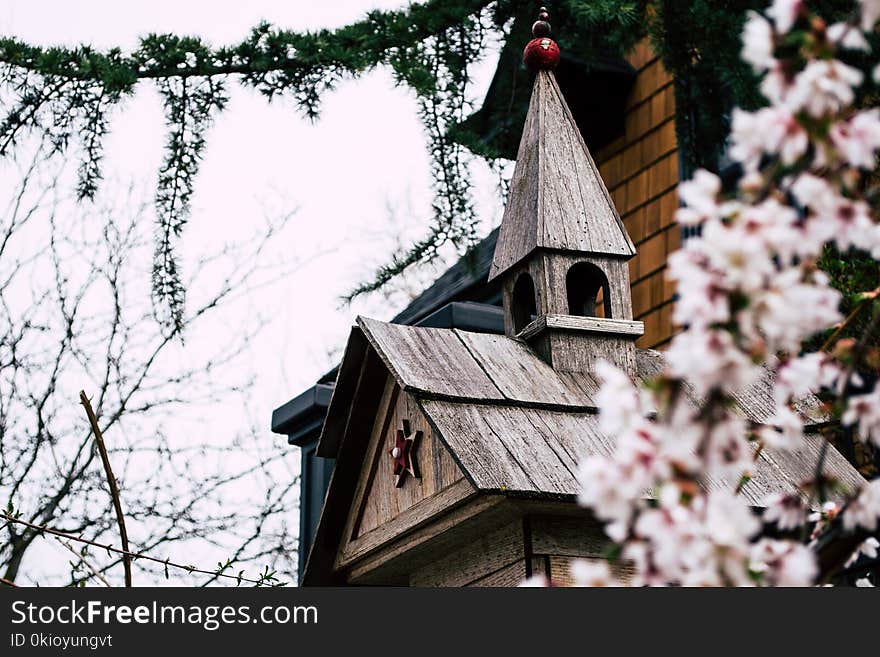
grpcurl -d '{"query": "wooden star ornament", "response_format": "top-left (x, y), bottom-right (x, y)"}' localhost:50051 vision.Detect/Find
top-left (389, 419), bottom-right (422, 488)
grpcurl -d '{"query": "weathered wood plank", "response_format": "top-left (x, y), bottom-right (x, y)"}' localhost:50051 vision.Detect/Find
top-left (530, 515), bottom-right (608, 557)
top-left (358, 317), bottom-right (504, 400)
top-left (539, 71), bottom-right (635, 257)
top-left (316, 327), bottom-right (368, 458)
top-left (418, 399), bottom-right (538, 493)
top-left (455, 329), bottom-right (589, 406)
top-left (345, 494), bottom-right (511, 583)
top-left (409, 520), bottom-right (525, 587)
top-left (519, 314), bottom-right (644, 341)
top-left (468, 405), bottom-right (575, 494)
top-left (354, 390), bottom-right (467, 540)
top-left (341, 478), bottom-right (477, 568)
top-left (334, 374), bottom-right (397, 569)
top-left (469, 560), bottom-right (528, 587)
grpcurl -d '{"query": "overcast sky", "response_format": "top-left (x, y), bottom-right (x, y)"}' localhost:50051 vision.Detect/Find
top-left (0, 0), bottom-right (504, 417)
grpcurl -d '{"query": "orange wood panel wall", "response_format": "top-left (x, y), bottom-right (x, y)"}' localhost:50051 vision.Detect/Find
top-left (595, 41), bottom-right (680, 349)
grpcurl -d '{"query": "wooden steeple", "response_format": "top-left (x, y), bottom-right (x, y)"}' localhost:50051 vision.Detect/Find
top-left (491, 13), bottom-right (643, 374)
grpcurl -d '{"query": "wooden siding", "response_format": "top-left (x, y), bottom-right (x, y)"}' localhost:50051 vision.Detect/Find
top-left (596, 41), bottom-right (679, 349)
top-left (354, 385), bottom-right (464, 539)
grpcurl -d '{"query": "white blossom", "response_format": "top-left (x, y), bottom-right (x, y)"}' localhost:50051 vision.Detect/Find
top-left (775, 352), bottom-right (841, 405)
top-left (845, 537), bottom-right (879, 567)
top-left (829, 109), bottom-right (880, 169)
top-left (767, 0), bottom-right (803, 33)
top-left (785, 60), bottom-right (863, 117)
top-left (763, 492), bottom-right (806, 529)
top-left (827, 22), bottom-right (870, 51)
top-left (570, 560), bottom-right (617, 587)
top-left (758, 406), bottom-right (806, 451)
top-left (675, 169), bottom-right (722, 225)
top-left (665, 329), bottom-right (759, 397)
top-left (742, 12), bottom-right (776, 72)
top-left (750, 539), bottom-right (817, 586)
top-left (860, 0), bottom-right (880, 30)
top-left (843, 480), bottom-right (880, 532)
top-left (843, 388), bottom-right (880, 447)
top-left (730, 107), bottom-right (808, 169)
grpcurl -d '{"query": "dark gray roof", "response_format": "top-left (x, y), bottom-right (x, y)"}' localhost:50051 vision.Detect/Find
top-left (392, 229), bottom-right (500, 326)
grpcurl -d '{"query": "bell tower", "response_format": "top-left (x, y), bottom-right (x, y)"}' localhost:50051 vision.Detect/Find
top-left (489, 8), bottom-right (644, 373)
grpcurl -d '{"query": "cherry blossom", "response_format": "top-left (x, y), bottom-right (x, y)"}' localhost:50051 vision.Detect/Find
top-left (786, 60), bottom-right (863, 117)
top-left (570, 560), bottom-right (616, 587)
top-left (829, 109), bottom-right (880, 169)
top-left (572, 0), bottom-right (880, 589)
top-left (767, 0), bottom-right (804, 33)
top-left (763, 492), bottom-right (806, 529)
top-left (842, 480), bottom-right (880, 532)
top-left (860, 0), bottom-right (880, 30)
top-left (749, 539), bottom-right (817, 586)
top-left (843, 388), bottom-right (880, 447)
top-left (827, 22), bottom-right (870, 51)
top-left (741, 12), bottom-right (776, 72)
top-left (845, 537), bottom-right (879, 567)
top-left (675, 169), bottom-right (722, 226)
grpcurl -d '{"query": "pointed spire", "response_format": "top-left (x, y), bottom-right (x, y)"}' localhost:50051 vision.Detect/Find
top-left (488, 66), bottom-right (635, 282)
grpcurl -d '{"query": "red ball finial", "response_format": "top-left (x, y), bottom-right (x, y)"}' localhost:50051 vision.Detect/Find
top-left (523, 6), bottom-right (560, 71)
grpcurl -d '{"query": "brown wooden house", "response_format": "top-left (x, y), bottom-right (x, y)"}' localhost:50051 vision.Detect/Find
top-left (294, 66), bottom-right (863, 586)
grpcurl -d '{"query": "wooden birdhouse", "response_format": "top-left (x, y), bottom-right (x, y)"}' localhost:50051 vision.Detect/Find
top-left (299, 16), bottom-right (863, 587)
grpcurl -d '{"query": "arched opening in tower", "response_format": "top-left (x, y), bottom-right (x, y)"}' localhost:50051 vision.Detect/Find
top-left (566, 262), bottom-right (611, 319)
top-left (511, 272), bottom-right (538, 333)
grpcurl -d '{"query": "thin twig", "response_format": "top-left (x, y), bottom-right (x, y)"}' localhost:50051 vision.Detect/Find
top-left (79, 390), bottom-right (132, 587)
top-left (53, 537), bottom-right (112, 588)
top-left (0, 513), bottom-right (276, 586)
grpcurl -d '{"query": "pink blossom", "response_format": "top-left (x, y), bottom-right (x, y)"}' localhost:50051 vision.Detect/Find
top-left (577, 457), bottom-right (638, 540)
top-left (842, 388), bottom-right (880, 447)
top-left (761, 63), bottom-right (792, 105)
top-left (665, 329), bottom-right (759, 397)
top-left (845, 537), bottom-right (879, 567)
top-left (743, 268), bottom-right (842, 353)
top-left (785, 60), bottom-right (863, 117)
top-left (741, 12), bottom-right (776, 72)
top-left (843, 480), bottom-right (880, 532)
top-left (860, 0), bottom-right (880, 30)
top-left (758, 406), bottom-right (806, 451)
top-left (675, 169), bottom-right (722, 225)
top-left (774, 352), bottom-right (841, 405)
top-left (667, 248), bottom-right (730, 327)
top-left (594, 360), bottom-right (650, 436)
top-left (570, 560), bottom-right (617, 587)
top-left (827, 22), bottom-right (870, 51)
top-left (750, 539), bottom-right (817, 586)
top-left (767, 0), bottom-right (803, 33)
top-left (730, 107), bottom-right (808, 169)
top-left (763, 492), bottom-right (806, 529)
top-left (829, 109), bottom-right (880, 169)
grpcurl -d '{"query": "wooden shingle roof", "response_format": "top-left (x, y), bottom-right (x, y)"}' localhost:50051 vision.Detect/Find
top-left (488, 70), bottom-right (636, 282)
top-left (317, 318), bottom-right (863, 506)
